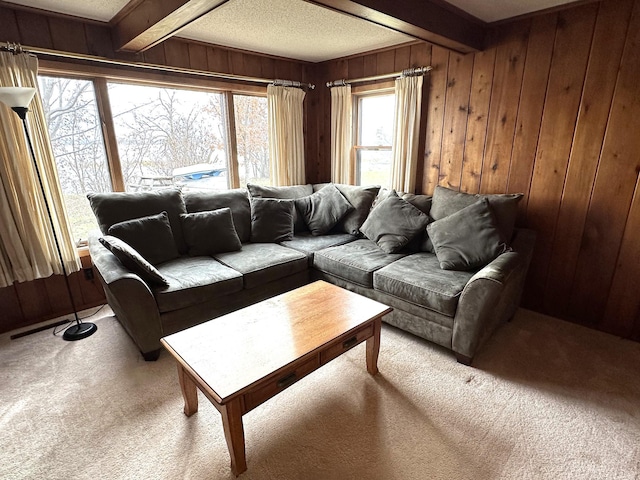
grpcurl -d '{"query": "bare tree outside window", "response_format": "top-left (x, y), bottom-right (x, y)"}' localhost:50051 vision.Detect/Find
top-left (38, 76), bottom-right (111, 243)
top-left (233, 94), bottom-right (269, 186)
top-left (38, 76), bottom-right (272, 243)
top-left (108, 83), bottom-right (230, 192)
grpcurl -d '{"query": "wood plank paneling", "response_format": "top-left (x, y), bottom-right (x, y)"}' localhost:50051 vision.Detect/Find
top-left (163, 39), bottom-right (190, 69)
top-left (14, 10), bottom-right (53, 48)
top-left (524, 4), bottom-right (599, 309)
top-left (569, 0), bottom-right (640, 325)
top-left (410, 43), bottom-right (432, 193)
top-left (460, 48), bottom-right (495, 194)
top-left (206, 46), bottom-right (230, 72)
top-left (506, 13), bottom-right (556, 208)
top-left (314, 0), bottom-right (640, 341)
top-left (2, 0), bottom-right (640, 341)
top-left (480, 20), bottom-right (530, 195)
top-left (0, 6), bottom-right (21, 41)
top-left (48, 17), bottom-right (89, 54)
top-left (603, 175), bottom-right (640, 336)
top-left (438, 51), bottom-right (473, 190)
top-left (143, 44), bottom-right (167, 65)
top-left (422, 46), bottom-right (449, 194)
top-left (544, 0), bottom-right (634, 318)
top-left (84, 24), bottom-right (117, 58)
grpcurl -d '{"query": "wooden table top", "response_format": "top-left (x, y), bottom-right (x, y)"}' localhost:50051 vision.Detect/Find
top-left (161, 281), bottom-right (392, 403)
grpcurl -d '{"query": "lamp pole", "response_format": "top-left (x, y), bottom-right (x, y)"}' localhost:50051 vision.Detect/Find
top-left (0, 87), bottom-right (97, 340)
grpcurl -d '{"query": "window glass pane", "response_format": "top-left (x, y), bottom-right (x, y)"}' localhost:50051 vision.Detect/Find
top-left (38, 76), bottom-right (111, 244)
top-left (359, 94), bottom-right (395, 146)
top-left (356, 93), bottom-right (395, 187)
top-left (234, 94), bottom-right (269, 187)
top-left (108, 83), bottom-right (229, 192)
top-left (357, 149), bottom-right (392, 187)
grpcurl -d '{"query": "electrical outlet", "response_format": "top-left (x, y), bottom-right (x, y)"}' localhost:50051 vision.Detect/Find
top-left (84, 268), bottom-right (94, 280)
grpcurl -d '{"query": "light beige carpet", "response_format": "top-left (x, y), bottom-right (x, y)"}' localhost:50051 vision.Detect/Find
top-left (1, 307), bottom-right (639, 480)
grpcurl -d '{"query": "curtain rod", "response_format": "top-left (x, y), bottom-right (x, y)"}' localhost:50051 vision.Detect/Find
top-left (0, 42), bottom-right (315, 90)
top-left (326, 66), bottom-right (432, 88)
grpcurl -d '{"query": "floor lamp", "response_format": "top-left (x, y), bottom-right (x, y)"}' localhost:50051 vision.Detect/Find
top-left (0, 86), bottom-right (97, 341)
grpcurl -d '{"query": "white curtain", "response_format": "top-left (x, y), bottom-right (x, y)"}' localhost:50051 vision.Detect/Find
top-left (390, 75), bottom-right (424, 193)
top-left (0, 51), bottom-right (80, 288)
top-left (330, 85), bottom-right (353, 184)
top-left (267, 85), bottom-right (306, 186)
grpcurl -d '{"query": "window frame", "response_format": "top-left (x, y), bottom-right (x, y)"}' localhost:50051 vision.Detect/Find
top-left (39, 60), bottom-right (268, 192)
top-left (38, 60), bottom-right (270, 247)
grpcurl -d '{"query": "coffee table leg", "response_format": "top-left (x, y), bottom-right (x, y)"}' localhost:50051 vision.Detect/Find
top-left (177, 364), bottom-right (199, 416)
top-left (366, 317), bottom-right (381, 375)
top-left (221, 397), bottom-right (247, 476)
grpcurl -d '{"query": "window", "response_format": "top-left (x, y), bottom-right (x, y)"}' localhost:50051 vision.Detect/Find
top-left (354, 93), bottom-right (395, 187)
top-left (234, 94), bottom-right (269, 187)
top-left (38, 72), bottom-right (270, 244)
top-left (108, 83), bottom-right (230, 192)
top-left (38, 76), bottom-right (111, 244)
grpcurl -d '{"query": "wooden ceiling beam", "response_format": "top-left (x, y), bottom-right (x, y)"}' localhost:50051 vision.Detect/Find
top-left (112, 0), bottom-right (229, 52)
top-left (306, 0), bottom-right (485, 53)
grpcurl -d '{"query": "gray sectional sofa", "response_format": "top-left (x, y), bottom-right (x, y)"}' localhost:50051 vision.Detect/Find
top-left (87, 183), bottom-right (535, 365)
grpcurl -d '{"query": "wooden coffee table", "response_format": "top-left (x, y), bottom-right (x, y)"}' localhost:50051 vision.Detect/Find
top-left (161, 280), bottom-right (392, 476)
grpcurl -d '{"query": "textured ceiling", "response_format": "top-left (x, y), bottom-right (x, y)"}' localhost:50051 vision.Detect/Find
top-left (4, 0), bottom-right (129, 21)
top-left (445, 0), bottom-right (579, 22)
top-left (4, 0), bottom-right (585, 61)
top-left (177, 0), bottom-right (413, 62)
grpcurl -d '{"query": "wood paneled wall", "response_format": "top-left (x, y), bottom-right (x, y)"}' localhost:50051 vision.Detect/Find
top-left (0, 4), bottom-right (312, 333)
top-left (310, 0), bottom-right (640, 341)
top-left (1, 1), bottom-right (639, 341)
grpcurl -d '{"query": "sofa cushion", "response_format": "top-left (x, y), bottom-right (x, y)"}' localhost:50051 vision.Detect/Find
top-left (107, 211), bottom-right (179, 265)
top-left (294, 184), bottom-right (353, 235)
top-left (313, 239), bottom-right (408, 288)
top-left (250, 197), bottom-right (295, 243)
top-left (98, 235), bottom-right (169, 286)
top-left (87, 188), bottom-right (187, 253)
top-left (247, 183), bottom-right (313, 232)
top-left (360, 191), bottom-right (430, 254)
top-left (430, 185), bottom-right (523, 243)
top-left (315, 184), bottom-right (381, 235)
top-left (180, 208), bottom-right (242, 256)
top-left (213, 243), bottom-right (307, 289)
top-left (280, 232), bottom-right (356, 264)
top-left (154, 257), bottom-right (244, 313)
top-left (183, 189), bottom-right (251, 243)
top-left (374, 253), bottom-right (474, 317)
top-left (428, 198), bottom-right (508, 271)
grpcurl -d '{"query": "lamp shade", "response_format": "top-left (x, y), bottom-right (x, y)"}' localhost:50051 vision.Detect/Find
top-left (0, 87), bottom-right (36, 108)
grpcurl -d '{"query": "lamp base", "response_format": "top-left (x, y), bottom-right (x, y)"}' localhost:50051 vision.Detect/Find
top-left (63, 322), bottom-right (97, 341)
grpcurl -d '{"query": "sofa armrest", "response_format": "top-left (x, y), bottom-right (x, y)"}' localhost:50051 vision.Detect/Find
top-left (452, 228), bottom-right (536, 364)
top-left (88, 231), bottom-right (163, 356)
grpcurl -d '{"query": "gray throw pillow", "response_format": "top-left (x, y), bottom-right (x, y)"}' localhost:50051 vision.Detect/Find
top-left (401, 193), bottom-right (433, 252)
top-left (360, 191), bottom-right (430, 254)
top-left (294, 184), bottom-right (353, 236)
top-left (430, 185), bottom-right (523, 243)
top-left (427, 198), bottom-right (508, 271)
top-left (87, 188), bottom-right (187, 253)
top-left (247, 183), bottom-right (313, 233)
top-left (250, 197), bottom-right (295, 243)
top-left (107, 211), bottom-right (179, 265)
top-left (99, 235), bottom-right (169, 286)
top-left (180, 208), bottom-right (242, 256)
top-left (334, 184), bottom-right (381, 235)
top-left (183, 189), bottom-right (251, 243)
